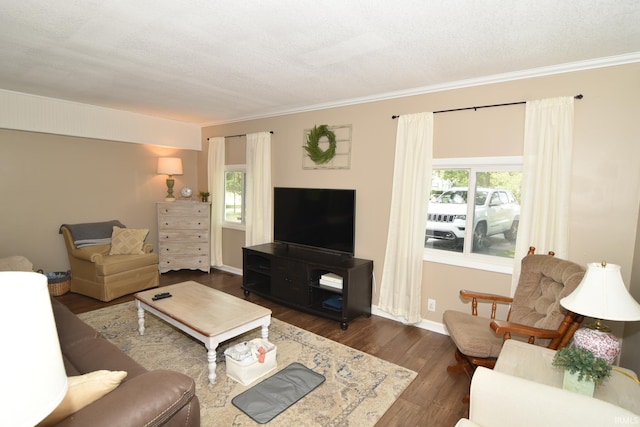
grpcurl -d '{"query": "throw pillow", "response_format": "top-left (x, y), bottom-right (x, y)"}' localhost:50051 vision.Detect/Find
top-left (37, 370), bottom-right (127, 426)
top-left (109, 226), bottom-right (149, 255)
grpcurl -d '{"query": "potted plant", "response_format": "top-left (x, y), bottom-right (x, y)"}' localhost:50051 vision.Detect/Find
top-left (199, 191), bottom-right (210, 203)
top-left (552, 346), bottom-right (612, 396)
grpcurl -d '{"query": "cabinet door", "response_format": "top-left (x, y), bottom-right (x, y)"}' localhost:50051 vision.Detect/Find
top-left (272, 259), bottom-right (310, 306)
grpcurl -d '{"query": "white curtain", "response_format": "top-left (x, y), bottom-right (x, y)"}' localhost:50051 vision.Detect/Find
top-left (245, 131), bottom-right (272, 246)
top-left (207, 137), bottom-right (225, 267)
top-left (511, 96), bottom-right (574, 293)
top-left (379, 112), bottom-right (434, 324)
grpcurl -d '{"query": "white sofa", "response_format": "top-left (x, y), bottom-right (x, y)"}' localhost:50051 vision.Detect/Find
top-left (456, 366), bottom-right (638, 427)
top-left (0, 255), bottom-right (33, 272)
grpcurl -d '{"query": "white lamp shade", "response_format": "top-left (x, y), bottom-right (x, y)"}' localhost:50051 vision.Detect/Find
top-left (561, 262), bottom-right (640, 321)
top-left (157, 157), bottom-right (183, 175)
top-left (0, 272), bottom-right (68, 426)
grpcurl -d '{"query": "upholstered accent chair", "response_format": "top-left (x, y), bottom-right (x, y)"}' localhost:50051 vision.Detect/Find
top-left (60, 221), bottom-right (159, 302)
top-left (443, 247), bottom-right (585, 380)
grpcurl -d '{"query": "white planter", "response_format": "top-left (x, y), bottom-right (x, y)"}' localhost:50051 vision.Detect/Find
top-left (562, 370), bottom-right (595, 396)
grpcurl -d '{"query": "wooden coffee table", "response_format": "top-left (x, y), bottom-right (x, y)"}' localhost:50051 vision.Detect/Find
top-left (135, 281), bottom-right (271, 384)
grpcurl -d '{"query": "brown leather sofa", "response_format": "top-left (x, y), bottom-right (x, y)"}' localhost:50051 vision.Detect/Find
top-left (50, 298), bottom-right (200, 426)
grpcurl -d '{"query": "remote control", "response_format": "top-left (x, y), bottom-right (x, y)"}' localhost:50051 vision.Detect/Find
top-left (152, 293), bottom-right (172, 301)
top-left (154, 292), bottom-right (170, 297)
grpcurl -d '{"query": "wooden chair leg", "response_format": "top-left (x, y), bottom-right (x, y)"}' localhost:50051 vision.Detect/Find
top-left (447, 349), bottom-right (467, 374)
top-left (448, 349), bottom-right (477, 380)
top-left (447, 349), bottom-right (476, 403)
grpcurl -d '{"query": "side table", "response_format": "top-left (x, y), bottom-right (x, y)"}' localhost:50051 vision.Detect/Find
top-left (494, 339), bottom-right (639, 415)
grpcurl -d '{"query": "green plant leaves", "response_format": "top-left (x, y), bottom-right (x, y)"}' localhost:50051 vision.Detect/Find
top-left (304, 124), bottom-right (337, 164)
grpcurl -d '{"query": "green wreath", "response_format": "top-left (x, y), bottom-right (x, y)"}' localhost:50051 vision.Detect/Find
top-left (304, 124), bottom-right (337, 164)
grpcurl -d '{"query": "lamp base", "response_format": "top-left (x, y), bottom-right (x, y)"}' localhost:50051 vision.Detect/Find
top-left (573, 326), bottom-right (619, 364)
top-left (165, 177), bottom-right (176, 201)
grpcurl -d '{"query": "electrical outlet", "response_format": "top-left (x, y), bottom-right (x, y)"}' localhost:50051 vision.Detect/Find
top-left (428, 299), bottom-right (436, 312)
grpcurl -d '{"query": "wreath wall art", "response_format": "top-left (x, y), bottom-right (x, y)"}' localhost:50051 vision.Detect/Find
top-left (302, 124), bottom-right (352, 169)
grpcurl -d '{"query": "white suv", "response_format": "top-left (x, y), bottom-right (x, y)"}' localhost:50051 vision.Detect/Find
top-left (425, 187), bottom-right (519, 250)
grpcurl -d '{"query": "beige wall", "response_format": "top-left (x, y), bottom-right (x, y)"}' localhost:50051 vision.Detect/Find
top-left (201, 63), bottom-right (640, 370)
top-left (2, 63), bottom-right (638, 371)
top-left (0, 129), bottom-right (199, 271)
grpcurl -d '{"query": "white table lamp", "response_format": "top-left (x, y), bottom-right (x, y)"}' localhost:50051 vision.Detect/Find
top-left (560, 261), bottom-right (640, 363)
top-left (157, 157), bottom-right (183, 201)
top-left (0, 271), bottom-right (68, 426)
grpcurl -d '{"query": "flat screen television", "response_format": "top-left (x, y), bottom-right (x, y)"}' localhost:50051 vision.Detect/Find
top-left (273, 187), bottom-right (355, 256)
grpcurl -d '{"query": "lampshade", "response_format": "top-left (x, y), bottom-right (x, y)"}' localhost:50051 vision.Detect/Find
top-left (157, 157), bottom-right (183, 176)
top-left (560, 262), bottom-right (640, 321)
top-left (1, 271), bottom-right (68, 426)
top-left (561, 262), bottom-right (640, 364)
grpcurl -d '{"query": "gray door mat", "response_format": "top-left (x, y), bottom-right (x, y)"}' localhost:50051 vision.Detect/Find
top-left (232, 362), bottom-right (326, 424)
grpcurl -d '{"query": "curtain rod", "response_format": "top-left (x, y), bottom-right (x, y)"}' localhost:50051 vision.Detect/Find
top-left (391, 94), bottom-right (583, 119)
top-left (223, 131), bottom-right (274, 139)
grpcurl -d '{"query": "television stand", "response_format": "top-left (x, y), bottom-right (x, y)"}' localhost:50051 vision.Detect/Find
top-left (242, 243), bottom-right (373, 330)
top-left (278, 243), bottom-right (352, 262)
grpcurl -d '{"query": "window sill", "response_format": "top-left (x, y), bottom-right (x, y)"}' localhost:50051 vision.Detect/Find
top-left (423, 249), bottom-right (514, 275)
top-left (222, 222), bottom-right (245, 232)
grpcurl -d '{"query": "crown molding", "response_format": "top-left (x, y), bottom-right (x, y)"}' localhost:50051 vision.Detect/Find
top-left (201, 52), bottom-right (640, 127)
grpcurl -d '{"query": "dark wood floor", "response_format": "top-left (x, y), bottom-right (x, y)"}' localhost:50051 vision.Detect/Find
top-left (56, 269), bottom-right (470, 426)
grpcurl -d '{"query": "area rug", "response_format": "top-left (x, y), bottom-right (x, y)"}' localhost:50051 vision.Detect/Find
top-left (78, 302), bottom-right (416, 426)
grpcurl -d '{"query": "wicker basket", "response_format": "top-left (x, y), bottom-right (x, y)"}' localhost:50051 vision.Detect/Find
top-left (46, 270), bottom-right (71, 296)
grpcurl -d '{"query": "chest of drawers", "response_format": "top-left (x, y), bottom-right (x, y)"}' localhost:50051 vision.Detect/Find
top-left (157, 201), bottom-right (211, 273)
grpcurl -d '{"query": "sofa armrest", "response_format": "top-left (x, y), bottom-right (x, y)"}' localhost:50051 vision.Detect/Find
top-left (469, 367), bottom-right (637, 427)
top-left (55, 370), bottom-right (199, 427)
top-left (459, 290), bottom-right (513, 319)
top-left (490, 319), bottom-right (561, 343)
top-left (143, 243), bottom-right (154, 254)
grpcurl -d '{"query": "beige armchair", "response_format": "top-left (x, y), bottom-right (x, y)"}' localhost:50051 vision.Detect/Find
top-left (443, 247), bottom-right (585, 380)
top-left (60, 222), bottom-right (159, 302)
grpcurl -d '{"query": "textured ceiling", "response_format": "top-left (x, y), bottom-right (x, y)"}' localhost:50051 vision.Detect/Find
top-left (1, 0), bottom-right (639, 125)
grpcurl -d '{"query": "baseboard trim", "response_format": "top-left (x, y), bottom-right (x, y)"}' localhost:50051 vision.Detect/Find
top-left (372, 306), bottom-right (448, 336)
top-left (213, 264), bottom-right (243, 276)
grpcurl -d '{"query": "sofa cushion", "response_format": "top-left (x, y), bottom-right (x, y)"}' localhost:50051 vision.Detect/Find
top-left (109, 227), bottom-right (149, 255)
top-left (510, 255), bottom-right (584, 332)
top-left (51, 298), bottom-right (147, 378)
top-left (38, 370), bottom-right (127, 427)
top-left (443, 310), bottom-right (506, 358)
top-left (53, 370), bottom-right (200, 427)
top-left (94, 253), bottom-right (159, 276)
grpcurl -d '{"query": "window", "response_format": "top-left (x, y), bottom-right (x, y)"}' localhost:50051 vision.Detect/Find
top-left (425, 157), bottom-right (522, 273)
top-left (223, 165), bottom-right (246, 228)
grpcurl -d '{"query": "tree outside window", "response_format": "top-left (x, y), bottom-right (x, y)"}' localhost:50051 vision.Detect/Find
top-left (224, 169), bottom-right (245, 224)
